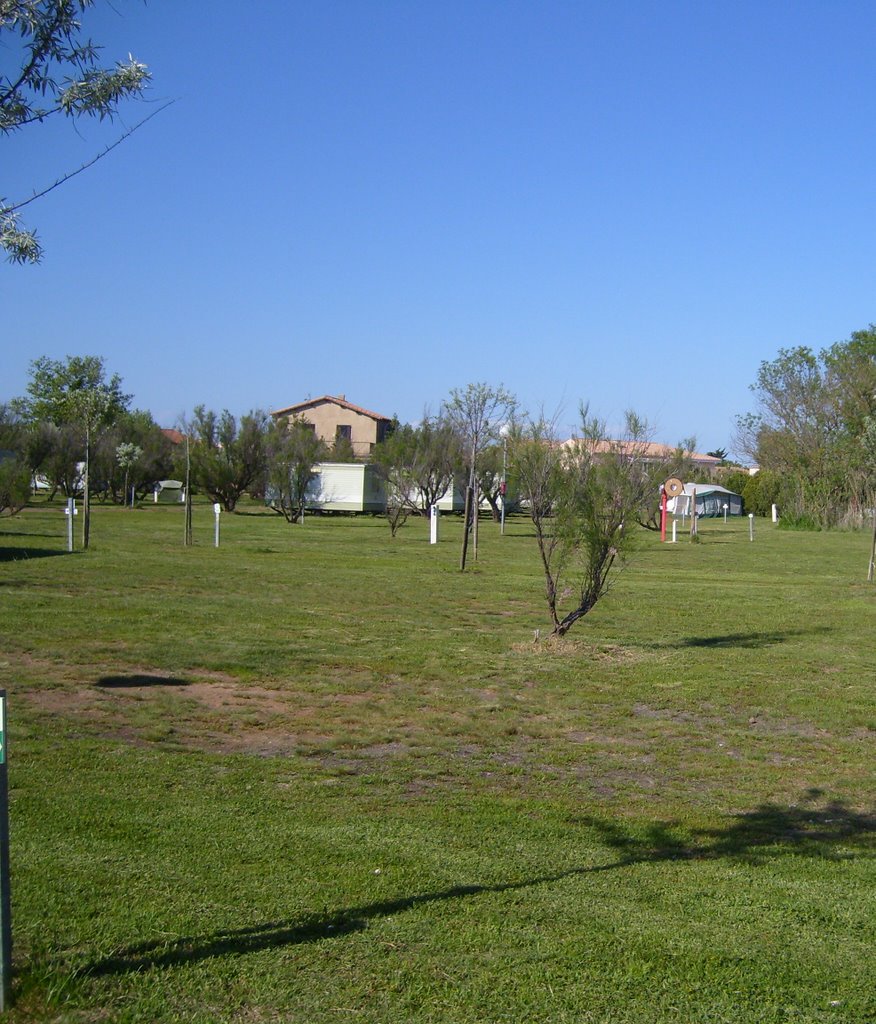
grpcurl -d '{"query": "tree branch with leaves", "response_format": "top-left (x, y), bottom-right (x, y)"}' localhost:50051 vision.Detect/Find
top-left (1, 0), bottom-right (153, 263)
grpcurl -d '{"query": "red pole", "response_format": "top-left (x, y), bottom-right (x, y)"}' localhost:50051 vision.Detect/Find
top-left (660, 489), bottom-right (667, 543)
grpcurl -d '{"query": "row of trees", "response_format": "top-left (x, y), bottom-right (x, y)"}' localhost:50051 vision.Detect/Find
top-left (9, 347), bottom-right (874, 634)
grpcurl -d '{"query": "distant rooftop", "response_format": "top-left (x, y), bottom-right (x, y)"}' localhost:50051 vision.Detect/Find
top-left (272, 394), bottom-right (392, 422)
top-left (560, 438), bottom-right (721, 465)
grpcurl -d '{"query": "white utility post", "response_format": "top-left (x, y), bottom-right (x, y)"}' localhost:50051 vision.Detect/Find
top-left (749, 513), bottom-right (755, 541)
top-left (430, 504), bottom-right (439, 545)
top-left (499, 423), bottom-right (510, 536)
top-left (64, 498), bottom-right (77, 552)
top-left (214, 503), bottom-right (222, 547)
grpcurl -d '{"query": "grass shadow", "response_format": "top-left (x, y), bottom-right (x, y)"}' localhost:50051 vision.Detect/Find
top-left (0, 547), bottom-right (66, 562)
top-left (75, 790), bottom-right (874, 978)
top-left (96, 675), bottom-right (191, 688)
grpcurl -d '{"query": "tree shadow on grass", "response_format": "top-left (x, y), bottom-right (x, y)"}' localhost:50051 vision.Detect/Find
top-left (96, 675), bottom-right (191, 688)
top-left (0, 547), bottom-right (67, 562)
top-left (669, 627), bottom-right (831, 649)
top-left (76, 790), bottom-right (874, 978)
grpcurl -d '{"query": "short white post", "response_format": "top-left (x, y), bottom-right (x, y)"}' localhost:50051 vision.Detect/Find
top-left (430, 504), bottom-right (439, 544)
top-left (64, 497), bottom-right (77, 552)
top-left (748, 513), bottom-right (754, 541)
top-left (772, 504), bottom-right (778, 523)
top-left (671, 520), bottom-right (677, 543)
top-left (153, 488), bottom-right (158, 503)
top-left (214, 503), bottom-right (221, 547)
top-left (723, 502), bottom-right (728, 524)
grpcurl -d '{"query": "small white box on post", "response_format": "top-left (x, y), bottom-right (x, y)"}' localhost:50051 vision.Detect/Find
top-left (213, 502), bottom-right (222, 548)
top-left (430, 504), bottom-right (439, 545)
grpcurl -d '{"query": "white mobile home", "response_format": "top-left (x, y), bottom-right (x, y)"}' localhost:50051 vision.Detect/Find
top-left (305, 462), bottom-right (386, 512)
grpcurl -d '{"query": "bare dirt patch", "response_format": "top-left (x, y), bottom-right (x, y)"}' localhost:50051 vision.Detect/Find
top-left (13, 653), bottom-right (353, 755)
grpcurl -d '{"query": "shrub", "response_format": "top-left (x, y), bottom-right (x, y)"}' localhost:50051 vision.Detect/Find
top-left (0, 457), bottom-right (31, 516)
top-left (776, 513), bottom-right (822, 531)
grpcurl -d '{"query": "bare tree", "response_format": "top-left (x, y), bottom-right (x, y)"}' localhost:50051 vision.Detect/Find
top-left (372, 416), bottom-right (462, 524)
top-left (443, 383), bottom-right (516, 569)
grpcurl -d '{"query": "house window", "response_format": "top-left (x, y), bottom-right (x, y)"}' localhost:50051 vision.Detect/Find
top-left (336, 424), bottom-right (352, 441)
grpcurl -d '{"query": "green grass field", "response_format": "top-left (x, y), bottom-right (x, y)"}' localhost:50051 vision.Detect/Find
top-left (1, 500), bottom-right (874, 1023)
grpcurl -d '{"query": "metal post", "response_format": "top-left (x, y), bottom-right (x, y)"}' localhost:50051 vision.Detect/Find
top-left (660, 489), bottom-right (667, 542)
top-left (868, 510), bottom-right (876, 582)
top-left (214, 503), bottom-right (221, 548)
top-left (690, 487), bottom-right (697, 538)
top-left (500, 435), bottom-right (507, 536)
top-left (749, 513), bottom-right (755, 541)
top-left (66, 498), bottom-right (74, 552)
top-left (0, 692), bottom-right (12, 1012)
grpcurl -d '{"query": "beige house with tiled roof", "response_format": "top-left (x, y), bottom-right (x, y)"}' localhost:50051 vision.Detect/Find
top-left (271, 395), bottom-right (393, 459)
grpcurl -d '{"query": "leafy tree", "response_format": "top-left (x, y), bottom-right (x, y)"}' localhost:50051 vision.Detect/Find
top-left (476, 443), bottom-right (507, 522)
top-left (721, 469), bottom-right (752, 504)
top-left (115, 441), bottom-right (142, 507)
top-left (18, 354), bottom-right (129, 545)
top-left (0, 403), bottom-right (25, 451)
top-left (21, 417), bottom-right (57, 485)
top-left (91, 409), bottom-right (174, 503)
top-left (372, 416), bottom-right (461, 520)
top-left (741, 470), bottom-right (783, 518)
top-left (1, 0), bottom-right (152, 263)
top-left (443, 382), bottom-right (516, 569)
top-left (28, 421), bottom-right (80, 498)
top-left (513, 408), bottom-right (652, 637)
top-left (0, 456), bottom-right (30, 515)
top-left (189, 406), bottom-right (268, 512)
top-left (265, 417), bottom-right (325, 523)
top-left (738, 331), bottom-right (876, 527)
top-left (862, 415), bottom-right (876, 580)
top-left (0, 404), bottom-right (33, 512)
top-left (706, 447), bottom-right (729, 461)
top-left (327, 432), bottom-right (356, 463)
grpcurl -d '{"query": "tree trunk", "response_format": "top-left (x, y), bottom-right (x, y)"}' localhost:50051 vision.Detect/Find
top-left (459, 486), bottom-right (472, 571)
top-left (868, 508), bottom-right (876, 582)
top-left (82, 426), bottom-right (91, 549)
top-left (184, 434), bottom-right (193, 546)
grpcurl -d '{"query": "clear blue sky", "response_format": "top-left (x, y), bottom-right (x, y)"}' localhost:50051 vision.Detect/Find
top-left (4, 0), bottom-right (876, 455)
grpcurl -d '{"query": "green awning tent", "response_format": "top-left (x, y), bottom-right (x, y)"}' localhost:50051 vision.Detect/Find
top-left (668, 483), bottom-right (743, 518)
